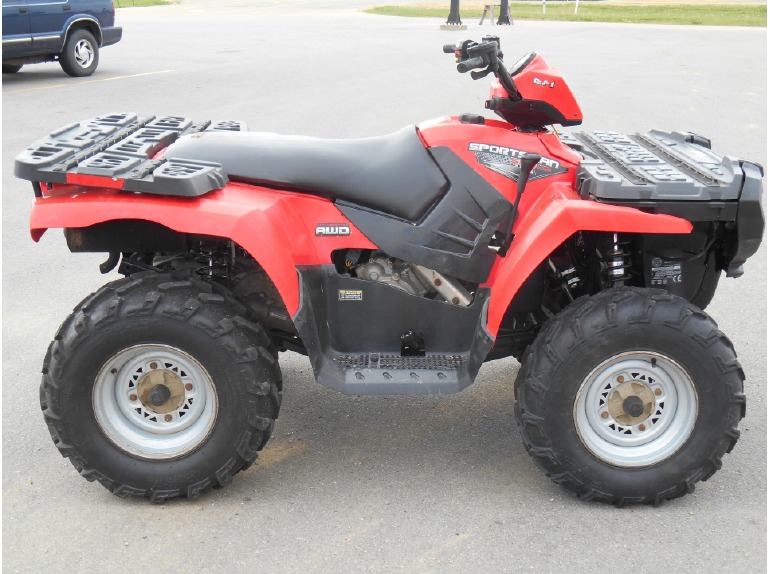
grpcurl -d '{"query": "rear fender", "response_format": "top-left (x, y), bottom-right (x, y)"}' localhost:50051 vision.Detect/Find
top-left (30, 182), bottom-right (378, 315)
top-left (485, 182), bottom-right (693, 335)
top-left (63, 16), bottom-right (103, 47)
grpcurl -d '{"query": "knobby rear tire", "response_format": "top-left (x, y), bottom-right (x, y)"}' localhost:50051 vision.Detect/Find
top-left (40, 272), bottom-right (282, 502)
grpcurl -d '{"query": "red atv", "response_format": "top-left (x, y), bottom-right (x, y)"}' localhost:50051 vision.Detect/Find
top-left (17, 37), bottom-right (763, 504)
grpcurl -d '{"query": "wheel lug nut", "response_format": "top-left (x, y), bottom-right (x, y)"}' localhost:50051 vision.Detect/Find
top-left (616, 375), bottom-right (624, 383)
top-left (150, 362), bottom-right (158, 370)
top-left (639, 424), bottom-right (646, 431)
top-left (654, 388), bottom-right (662, 396)
top-left (185, 383), bottom-right (193, 391)
top-left (129, 394), bottom-right (137, 401)
top-left (164, 414), bottom-right (173, 422)
top-left (601, 411), bottom-right (609, 419)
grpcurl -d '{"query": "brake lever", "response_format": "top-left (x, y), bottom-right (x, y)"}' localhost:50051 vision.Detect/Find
top-left (471, 69), bottom-right (493, 80)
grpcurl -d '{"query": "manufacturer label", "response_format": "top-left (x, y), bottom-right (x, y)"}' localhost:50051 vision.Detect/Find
top-left (467, 143), bottom-right (568, 182)
top-left (533, 77), bottom-right (555, 88)
top-left (338, 289), bottom-right (363, 301)
top-left (650, 257), bottom-right (682, 285)
top-left (316, 224), bottom-right (351, 236)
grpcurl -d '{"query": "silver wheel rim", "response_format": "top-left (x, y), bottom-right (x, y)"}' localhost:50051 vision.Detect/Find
top-left (73, 39), bottom-right (95, 68)
top-left (93, 344), bottom-right (218, 460)
top-left (574, 351), bottom-right (698, 468)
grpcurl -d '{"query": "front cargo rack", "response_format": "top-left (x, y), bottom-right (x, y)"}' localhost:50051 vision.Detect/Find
top-left (560, 129), bottom-right (746, 203)
top-left (15, 112), bottom-right (247, 198)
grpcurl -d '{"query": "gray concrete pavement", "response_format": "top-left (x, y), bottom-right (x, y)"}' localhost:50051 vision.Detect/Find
top-left (2, 4), bottom-right (766, 573)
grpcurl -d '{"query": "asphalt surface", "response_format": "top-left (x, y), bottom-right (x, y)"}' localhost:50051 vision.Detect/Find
top-left (2, 3), bottom-right (767, 573)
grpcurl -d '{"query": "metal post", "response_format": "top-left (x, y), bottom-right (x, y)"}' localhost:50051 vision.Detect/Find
top-left (542, 0), bottom-right (546, 14)
top-left (497, 0), bottom-right (512, 24)
top-left (446, 0), bottom-right (462, 25)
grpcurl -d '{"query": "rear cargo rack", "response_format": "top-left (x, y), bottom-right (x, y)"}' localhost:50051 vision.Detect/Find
top-left (15, 112), bottom-right (247, 198)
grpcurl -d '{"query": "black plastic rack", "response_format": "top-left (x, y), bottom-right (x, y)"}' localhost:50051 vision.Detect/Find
top-left (15, 112), bottom-right (247, 197)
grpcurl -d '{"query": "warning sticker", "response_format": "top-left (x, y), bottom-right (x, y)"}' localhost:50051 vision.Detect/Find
top-left (650, 257), bottom-right (682, 286)
top-left (338, 289), bottom-right (363, 301)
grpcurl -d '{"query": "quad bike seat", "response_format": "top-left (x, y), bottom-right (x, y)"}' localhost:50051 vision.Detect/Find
top-left (163, 126), bottom-right (449, 222)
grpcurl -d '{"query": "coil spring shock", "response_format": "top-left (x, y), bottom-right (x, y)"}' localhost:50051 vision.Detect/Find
top-left (600, 233), bottom-right (633, 287)
top-left (547, 259), bottom-right (581, 302)
top-left (191, 241), bottom-right (234, 280)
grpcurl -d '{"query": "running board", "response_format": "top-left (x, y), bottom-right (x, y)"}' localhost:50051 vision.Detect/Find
top-left (334, 353), bottom-right (468, 394)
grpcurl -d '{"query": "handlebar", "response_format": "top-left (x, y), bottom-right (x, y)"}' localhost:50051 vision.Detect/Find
top-left (496, 61), bottom-right (520, 99)
top-left (445, 37), bottom-right (520, 100)
top-left (457, 56), bottom-right (485, 73)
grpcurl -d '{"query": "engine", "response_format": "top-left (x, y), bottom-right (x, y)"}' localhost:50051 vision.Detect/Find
top-left (349, 252), bottom-right (473, 307)
top-left (354, 255), bottom-right (427, 297)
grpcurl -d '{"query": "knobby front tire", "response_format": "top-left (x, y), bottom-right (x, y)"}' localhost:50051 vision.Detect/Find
top-left (515, 287), bottom-right (745, 506)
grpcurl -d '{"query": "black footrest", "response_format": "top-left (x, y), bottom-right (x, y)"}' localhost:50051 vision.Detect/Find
top-left (337, 353), bottom-right (465, 370)
top-left (333, 353), bottom-right (469, 394)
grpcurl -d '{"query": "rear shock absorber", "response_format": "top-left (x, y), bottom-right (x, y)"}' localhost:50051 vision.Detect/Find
top-left (600, 233), bottom-right (633, 287)
top-left (191, 241), bottom-right (233, 281)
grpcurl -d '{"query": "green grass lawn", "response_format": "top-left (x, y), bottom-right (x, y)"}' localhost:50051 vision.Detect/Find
top-left (364, 3), bottom-right (767, 26)
top-left (114, 0), bottom-right (169, 7)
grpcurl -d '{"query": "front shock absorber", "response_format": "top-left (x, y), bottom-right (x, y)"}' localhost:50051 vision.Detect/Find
top-left (600, 233), bottom-right (632, 287)
top-left (548, 258), bottom-right (581, 301)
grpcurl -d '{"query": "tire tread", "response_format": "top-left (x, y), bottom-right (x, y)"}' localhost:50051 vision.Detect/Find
top-left (40, 273), bottom-right (282, 502)
top-left (514, 286), bottom-right (745, 505)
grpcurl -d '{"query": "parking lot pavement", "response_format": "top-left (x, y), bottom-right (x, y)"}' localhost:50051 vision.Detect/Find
top-left (2, 5), bottom-right (766, 573)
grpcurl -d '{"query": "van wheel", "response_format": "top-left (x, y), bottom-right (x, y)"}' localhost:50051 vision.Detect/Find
top-left (60, 29), bottom-right (99, 77)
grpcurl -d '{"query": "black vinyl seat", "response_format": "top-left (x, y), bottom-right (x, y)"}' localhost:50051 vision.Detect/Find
top-left (163, 125), bottom-right (448, 222)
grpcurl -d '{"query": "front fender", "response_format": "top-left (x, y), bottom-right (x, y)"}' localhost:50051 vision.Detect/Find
top-left (30, 182), bottom-right (377, 316)
top-left (485, 182), bottom-right (693, 336)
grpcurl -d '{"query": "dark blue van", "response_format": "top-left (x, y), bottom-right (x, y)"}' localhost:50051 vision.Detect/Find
top-left (2, 0), bottom-right (122, 76)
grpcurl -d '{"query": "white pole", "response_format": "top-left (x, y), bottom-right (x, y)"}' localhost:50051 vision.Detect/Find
top-left (575, 0), bottom-right (579, 14)
top-left (543, 0), bottom-right (546, 14)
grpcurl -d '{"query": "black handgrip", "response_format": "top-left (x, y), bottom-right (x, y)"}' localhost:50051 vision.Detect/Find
top-left (457, 56), bottom-right (485, 73)
top-left (443, 44), bottom-right (457, 54)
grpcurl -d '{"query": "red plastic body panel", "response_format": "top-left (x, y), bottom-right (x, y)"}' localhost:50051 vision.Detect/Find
top-left (66, 173), bottom-right (126, 190)
top-left (419, 116), bottom-right (582, 217)
top-left (30, 182), bottom-right (378, 316)
top-left (489, 53), bottom-right (583, 125)
top-left (418, 117), bottom-right (692, 336)
top-left (484, 182), bottom-right (693, 335)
